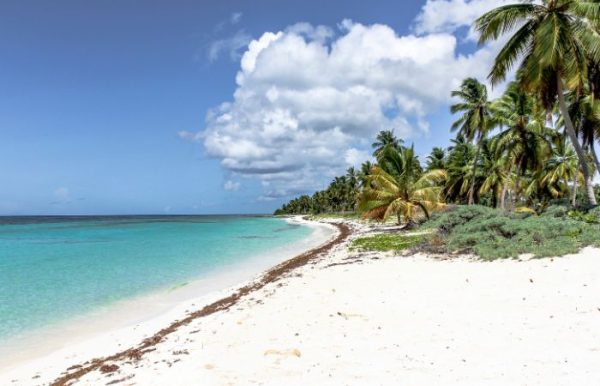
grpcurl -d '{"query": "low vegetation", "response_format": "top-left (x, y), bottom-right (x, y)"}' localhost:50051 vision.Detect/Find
top-left (423, 205), bottom-right (600, 260)
top-left (350, 233), bottom-right (424, 252)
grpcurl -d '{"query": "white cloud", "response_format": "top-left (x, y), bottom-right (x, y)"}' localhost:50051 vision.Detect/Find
top-left (230, 12), bottom-right (242, 25)
top-left (345, 148), bottom-right (373, 169)
top-left (224, 180), bottom-right (241, 191)
top-left (208, 30), bottom-right (252, 62)
top-left (186, 17), bottom-right (507, 200)
top-left (178, 130), bottom-right (202, 142)
top-left (413, 0), bottom-right (511, 37)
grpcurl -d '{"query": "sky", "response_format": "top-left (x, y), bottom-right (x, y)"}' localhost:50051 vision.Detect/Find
top-left (0, 0), bottom-right (512, 215)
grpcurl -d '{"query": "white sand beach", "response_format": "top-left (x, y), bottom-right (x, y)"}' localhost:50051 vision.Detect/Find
top-left (2, 218), bottom-right (600, 385)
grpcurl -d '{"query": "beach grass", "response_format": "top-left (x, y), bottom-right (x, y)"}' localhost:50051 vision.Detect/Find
top-left (350, 233), bottom-right (423, 252)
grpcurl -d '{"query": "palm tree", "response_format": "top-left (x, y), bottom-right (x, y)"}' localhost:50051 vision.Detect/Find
top-left (426, 147), bottom-right (446, 171)
top-left (530, 135), bottom-right (581, 205)
top-left (359, 146), bottom-right (446, 226)
top-left (358, 161), bottom-right (374, 187)
top-left (445, 135), bottom-right (476, 204)
top-left (479, 138), bottom-right (509, 208)
top-left (566, 92), bottom-right (600, 175)
top-left (372, 130), bottom-right (404, 157)
top-left (492, 82), bottom-right (550, 207)
top-left (450, 78), bottom-right (492, 205)
top-left (475, 0), bottom-right (600, 205)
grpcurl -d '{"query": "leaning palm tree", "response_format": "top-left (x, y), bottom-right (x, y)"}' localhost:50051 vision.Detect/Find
top-left (450, 78), bottom-right (492, 205)
top-left (475, 0), bottom-right (600, 205)
top-left (565, 91), bottom-right (600, 175)
top-left (359, 146), bottom-right (446, 227)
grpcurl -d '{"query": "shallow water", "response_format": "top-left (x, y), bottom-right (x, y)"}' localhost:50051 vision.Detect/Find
top-left (0, 216), bottom-right (312, 342)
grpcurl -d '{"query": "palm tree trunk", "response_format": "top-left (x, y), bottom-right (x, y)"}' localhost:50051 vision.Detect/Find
top-left (557, 77), bottom-right (597, 206)
top-left (468, 138), bottom-right (482, 205)
top-left (572, 174), bottom-right (578, 207)
top-left (513, 163), bottom-right (521, 207)
top-left (500, 163), bottom-right (514, 210)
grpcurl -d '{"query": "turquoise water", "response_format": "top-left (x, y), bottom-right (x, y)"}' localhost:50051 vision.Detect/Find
top-left (0, 216), bottom-right (312, 342)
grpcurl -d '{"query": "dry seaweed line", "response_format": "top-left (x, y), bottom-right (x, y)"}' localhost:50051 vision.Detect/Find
top-left (51, 222), bottom-right (351, 386)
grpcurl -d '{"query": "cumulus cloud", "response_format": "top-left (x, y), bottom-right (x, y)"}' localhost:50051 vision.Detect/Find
top-left (187, 14), bottom-right (508, 200)
top-left (224, 180), bottom-right (241, 191)
top-left (413, 0), bottom-right (511, 37)
top-left (345, 148), bottom-right (373, 169)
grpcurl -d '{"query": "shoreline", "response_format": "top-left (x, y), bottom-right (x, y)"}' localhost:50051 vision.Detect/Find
top-left (0, 217), bottom-right (340, 376)
top-left (0, 217), bottom-right (348, 385)
top-left (3, 217), bottom-right (600, 385)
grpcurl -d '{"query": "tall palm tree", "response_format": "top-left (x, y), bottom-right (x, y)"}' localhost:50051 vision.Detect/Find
top-left (492, 82), bottom-right (550, 207)
top-left (450, 78), bottom-right (492, 205)
top-left (475, 0), bottom-right (600, 205)
top-left (479, 138), bottom-right (509, 208)
top-left (372, 130), bottom-right (404, 156)
top-left (566, 92), bottom-right (600, 175)
top-left (445, 135), bottom-right (476, 204)
top-left (359, 146), bottom-right (446, 226)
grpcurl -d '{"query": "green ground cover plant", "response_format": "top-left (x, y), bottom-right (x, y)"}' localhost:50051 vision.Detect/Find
top-left (423, 205), bottom-right (600, 260)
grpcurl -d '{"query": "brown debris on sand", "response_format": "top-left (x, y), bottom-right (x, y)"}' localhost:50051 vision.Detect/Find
top-left (50, 222), bottom-right (350, 386)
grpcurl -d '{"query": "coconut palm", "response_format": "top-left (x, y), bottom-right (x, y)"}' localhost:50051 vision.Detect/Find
top-left (445, 135), bottom-right (476, 204)
top-left (475, 0), bottom-right (600, 205)
top-left (450, 78), bottom-right (492, 205)
top-left (359, 146), bottom-right (446, 226)
top-left (479, 138), bottom-right (510, 208)
top-left (426, 147), bottom-right (446, 171)
top-left (358, 161), bottom-right (374, 187)
top-left (372, 130), bottom-right (404, 156)
top-left (530, 135), bottom-right (581, 205)
top-left (565, 92), bottom-right (600, 174)
top-left (492, 82), bottom-right (551, 206)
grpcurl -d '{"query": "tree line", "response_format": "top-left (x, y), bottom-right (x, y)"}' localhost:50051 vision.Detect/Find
top-left (276, 0), bottom-right (600, 224)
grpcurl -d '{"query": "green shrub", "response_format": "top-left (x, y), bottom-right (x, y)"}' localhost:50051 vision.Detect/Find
top-left (586, 206), bottom-right (600, 222)
top-left (423, 205), bottom-right (600, 260)
top-left (567, 210), bottom-right (599, 224)
top-left (542, 204), bottom-right (569, 218)
top-left (423, 205), bottom-right (499, 234)
top-left (350, 233), bottom-right (423, 252)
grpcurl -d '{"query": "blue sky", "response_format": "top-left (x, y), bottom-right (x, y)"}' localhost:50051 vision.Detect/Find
top-left (0, 0), bottom-right (508, 215)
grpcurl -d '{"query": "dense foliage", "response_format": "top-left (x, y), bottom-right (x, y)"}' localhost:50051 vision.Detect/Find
top-left (423, 205), bottom-right (600, 260)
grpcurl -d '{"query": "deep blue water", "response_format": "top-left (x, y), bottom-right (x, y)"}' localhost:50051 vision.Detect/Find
top-left (0, 216), bottom-right (312, 341)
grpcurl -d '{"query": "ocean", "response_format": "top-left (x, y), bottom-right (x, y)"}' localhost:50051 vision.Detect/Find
top-left (0, 215), bottom-right (315, 344)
